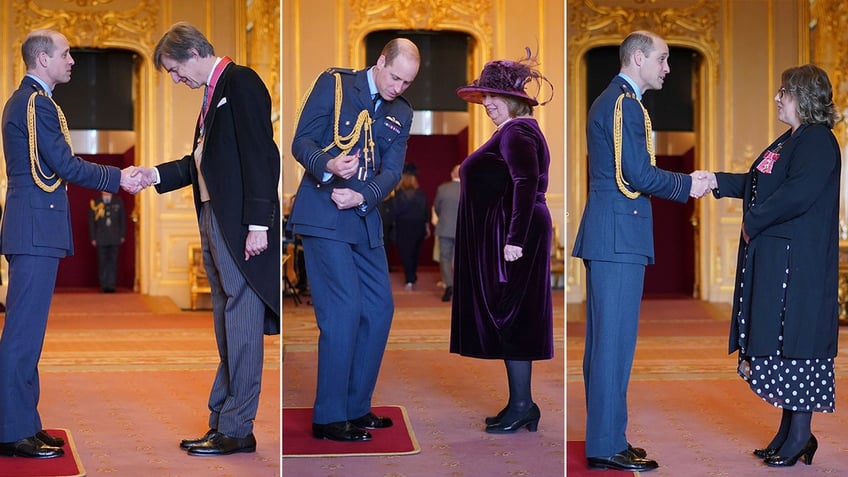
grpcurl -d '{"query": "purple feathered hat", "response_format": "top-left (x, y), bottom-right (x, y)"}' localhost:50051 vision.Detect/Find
top-left (456, 48), bottom-right (553, 107)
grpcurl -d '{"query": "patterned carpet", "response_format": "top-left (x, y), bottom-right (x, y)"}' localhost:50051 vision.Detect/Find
top-left (567, 298), bottom-right (848, 476)
top-left (0, 292), bottom-right (281, 477)
top-left (283, 270), bottom-right (566, 477)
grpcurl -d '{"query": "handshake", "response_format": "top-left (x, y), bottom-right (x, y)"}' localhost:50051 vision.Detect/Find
top-left (689, 170), bottom-right (717, 199)
top-left (119, 166), bottom-right (158, 194)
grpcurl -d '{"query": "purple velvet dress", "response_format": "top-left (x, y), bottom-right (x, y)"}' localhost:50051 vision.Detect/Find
top-left (449, 117), bottom-right (554, 360)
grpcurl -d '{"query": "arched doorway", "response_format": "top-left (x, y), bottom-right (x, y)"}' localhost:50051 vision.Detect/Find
top-left (52, 49), bottom-right (139, 291)
top-left (583, 45), bottom-right (702, 297)
top-left (365, 30), bottom-right (471, 273)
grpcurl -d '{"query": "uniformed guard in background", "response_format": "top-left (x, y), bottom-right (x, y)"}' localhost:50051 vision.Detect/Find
top-left (88, 191), bottom-right (125, 292)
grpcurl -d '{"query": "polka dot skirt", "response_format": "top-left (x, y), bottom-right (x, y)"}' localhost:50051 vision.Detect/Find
top-left (735, 243), bottom-right (835, 413)
top-left (739, 356), bottom-right (835, 413)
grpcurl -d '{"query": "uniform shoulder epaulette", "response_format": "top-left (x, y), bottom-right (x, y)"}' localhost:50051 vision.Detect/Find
top-left (325, 67), bottom-right (357, 75)
top-left (618, 84), bottom-right (638, 101)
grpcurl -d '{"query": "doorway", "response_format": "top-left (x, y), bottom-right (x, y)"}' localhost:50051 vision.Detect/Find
top-left (584, 45), bottom-right (702, 297)
top-left (52, 49), bottom-right (138, 291)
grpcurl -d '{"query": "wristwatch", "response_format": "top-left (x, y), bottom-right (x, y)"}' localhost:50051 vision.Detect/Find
top-left (357, 199), bottom-right (367, 212)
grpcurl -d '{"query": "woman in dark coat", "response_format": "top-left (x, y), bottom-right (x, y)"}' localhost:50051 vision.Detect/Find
top-left (449, 52), bottom-right (553, 433)
top-left (701, 64), bottom-right (841, 467)
top-left (391, 164), bottom-right (430, 288)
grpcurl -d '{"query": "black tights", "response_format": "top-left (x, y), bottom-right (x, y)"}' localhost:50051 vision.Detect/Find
top-left (501, 360), bottom-right (534, 422)
top-left (767, 408), bottom-right (812, 456)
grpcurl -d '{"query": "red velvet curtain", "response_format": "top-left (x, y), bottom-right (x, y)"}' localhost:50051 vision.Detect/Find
top-left (643, 148), bottom-right (696, 297)
top-left (56, 148), bottom-right (136, 290)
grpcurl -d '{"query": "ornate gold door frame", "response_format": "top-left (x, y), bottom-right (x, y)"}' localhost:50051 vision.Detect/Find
top-left (565, 0), bottom-right (721, 301)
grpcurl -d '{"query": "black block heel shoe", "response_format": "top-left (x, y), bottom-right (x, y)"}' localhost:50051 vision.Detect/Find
top-left (485, 404), bottom-right (540, 433)
top-left (764, 435), bottom-right (817, 467)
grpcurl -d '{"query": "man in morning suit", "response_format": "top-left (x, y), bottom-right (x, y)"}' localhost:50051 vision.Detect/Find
top-left (88, 191), bottom-right (126, 293)
top-left (135, 22), bottom-right (281, 456)
top-left (0, 29), bottom-right (142, 459)
top-left (571, 30), bottom-right (711, 472)
top-left (288, 38), bottom-right (420, 442)
top-left (432, 164), bottom-right (460, 301)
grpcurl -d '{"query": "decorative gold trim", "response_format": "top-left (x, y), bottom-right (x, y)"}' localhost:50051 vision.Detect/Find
top-left (16, 0), bottom-right (159, 59)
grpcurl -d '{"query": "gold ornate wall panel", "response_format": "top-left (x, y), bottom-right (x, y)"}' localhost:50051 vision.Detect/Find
top-left (248, 0), bottom-right (281, 138)
top-left (811, 0), bottom-right (848, 149)
top-left (14, 0), bottom-right (158, 58)
top-left (567, 0), bottom-right (720, 60)
top-left (810, 0), bottom-right (848, 238)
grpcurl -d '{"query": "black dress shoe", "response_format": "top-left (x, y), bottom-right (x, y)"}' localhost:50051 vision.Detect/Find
top-left (36, 430), bottom-right (64, 448)
top-left (627, 443), bottom-right (647, 458)
top-left (179, 429), bottom-right (219, 450)
top-left (312, 421), bottom-right (371, 441)
top-left (186, 432), bottom-right (256, 456)
top-left (587, 450), bottom-right (659, 471)
top-left (441, 286), bottom-right (452, 302)
top-left (0, 436), bottom-right (64, 459)
top-left (350, 412), bottom-right (393, 429)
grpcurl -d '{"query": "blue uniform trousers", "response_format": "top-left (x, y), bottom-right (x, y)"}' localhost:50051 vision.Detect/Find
top-left (300, 236), bottom-right (394, 424)
top-left (0, 254), bottom-right (59, 442)
top-left (582, 259), bottom-right (645, 458)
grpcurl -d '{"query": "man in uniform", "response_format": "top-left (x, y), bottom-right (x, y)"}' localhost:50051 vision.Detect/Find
top-left (88, 191), bottom-right (126, 292)
top-left (571, 30), bottom-right (711, 472)
top-left (0, 28), bottom-right (140, 459)
top-left (287, 38), bottom-right (420, 442)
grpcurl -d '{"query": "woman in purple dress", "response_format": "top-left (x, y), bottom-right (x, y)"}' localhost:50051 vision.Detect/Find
top-left (450, 53), bottom-right (554, 433)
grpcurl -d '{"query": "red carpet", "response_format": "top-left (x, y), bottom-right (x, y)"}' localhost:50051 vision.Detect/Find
top-left (282, 405), bottom-right (420, 457)
top-left (567, 441), bottom-right (637, 476)
top-left (0, 429), bottom-right (85, 477)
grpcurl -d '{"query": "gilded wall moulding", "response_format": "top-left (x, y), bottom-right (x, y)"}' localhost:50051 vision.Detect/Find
top-left (567, 0), bottom-right (719, 64)
top-left (65, 0), bottom-right (114, 6)
top-left (810, 0), bottom-right (848, 139)
top-left (347, 0), bottom-right (493, 58)
top-left (16, 0), bottom-right (158, 54)
top-left (248, 0), bottom-right (281, 125)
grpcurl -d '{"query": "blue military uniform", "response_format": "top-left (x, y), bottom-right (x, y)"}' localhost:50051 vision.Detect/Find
top-left (88, 195), bottom-right (126, 292)
top-left (0, 75), bottom-right (121, 442)
top-left (288, 67), bottom-right (413, 425)
top-left (571, 74), bottom-right (692, 458)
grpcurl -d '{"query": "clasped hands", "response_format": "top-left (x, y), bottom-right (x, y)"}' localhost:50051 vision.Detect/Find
top-left (689, 170), bottom-right (717, 199)
top-left (119, 166), bottom-right (158, 194)
top-left (326, 151), bottom-right (365, 210)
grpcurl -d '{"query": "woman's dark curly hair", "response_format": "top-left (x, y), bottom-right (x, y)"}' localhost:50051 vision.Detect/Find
top-left (781, 64), bottom-right (840, 129)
